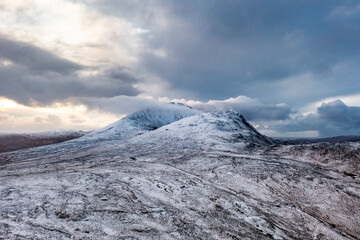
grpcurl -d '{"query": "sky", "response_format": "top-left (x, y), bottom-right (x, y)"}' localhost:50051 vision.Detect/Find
top-left (0, 0), bottom-right (360, 137)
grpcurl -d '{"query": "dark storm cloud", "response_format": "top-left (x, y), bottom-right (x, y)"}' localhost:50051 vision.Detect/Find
top-left (94, 0), bottom-right (360, 104)
top-left (0, 65), bottom-right (140, 105)
top-left (268, 100), bottom-right (360, 137)
top-left (159, 0), bottom-right (360, 102)
top-left (0, 37), bottom-right (141, 105)
top-left (318, 100), bottom-right (360, 128)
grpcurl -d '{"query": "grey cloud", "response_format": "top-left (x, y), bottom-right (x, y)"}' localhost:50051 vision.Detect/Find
top-left (0, 36), bottom-right (82, 74)
top-left (0, 37), bottom-right (141, 105)
top-left (0, 64), bottom-right (140, 105)
top-left (34, 114), bottom-right (62, 125)
top-left (318, 100), bottom-right (360, 129)
top-left (105, 67), bottom-right (141, 83)
top-left (268, 100), bottom-right (360, 137)
top-left (268, 114), bottom-right (322, 133)
top-left (80, 96), bottom-right (171, 115)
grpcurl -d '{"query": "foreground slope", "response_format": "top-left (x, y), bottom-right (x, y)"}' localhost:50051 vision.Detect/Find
top-left (0, 110), bottom-right (359, 239)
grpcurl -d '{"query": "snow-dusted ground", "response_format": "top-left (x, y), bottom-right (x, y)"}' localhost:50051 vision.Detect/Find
top-left (0, 108), bottom-right (359, 239)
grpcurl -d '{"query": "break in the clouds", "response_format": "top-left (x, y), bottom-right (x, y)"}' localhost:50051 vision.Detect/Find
top-left (0, 0), bottom-right (359, 137)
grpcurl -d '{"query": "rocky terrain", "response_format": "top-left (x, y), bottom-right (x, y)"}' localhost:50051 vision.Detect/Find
top-left (0, 106), bottom-right (359, 239)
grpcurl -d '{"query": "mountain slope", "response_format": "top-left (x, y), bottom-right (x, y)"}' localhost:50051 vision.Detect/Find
top-left (0, 108), bottom-right (359, 239)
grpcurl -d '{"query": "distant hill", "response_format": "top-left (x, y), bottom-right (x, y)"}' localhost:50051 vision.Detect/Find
top-left (0, 131), bottom-right (87, 153)
top-left (286, 135), bottom-right (360, 144)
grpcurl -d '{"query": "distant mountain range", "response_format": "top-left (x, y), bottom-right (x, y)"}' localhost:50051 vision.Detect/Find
top-left (285, 135), bottom-right (360, 144)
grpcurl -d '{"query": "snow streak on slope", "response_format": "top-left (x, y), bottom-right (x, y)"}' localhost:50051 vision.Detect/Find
top-left (80, 104), bottom-right (199, 141)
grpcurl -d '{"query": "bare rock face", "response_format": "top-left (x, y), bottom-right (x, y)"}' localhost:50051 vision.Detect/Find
top-left (0, 109), bottom-right (359, 239)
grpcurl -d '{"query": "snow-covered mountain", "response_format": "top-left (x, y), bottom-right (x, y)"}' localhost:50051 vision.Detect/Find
top-left (0, 107), bottom-right (359, 239)
top-left (128, 110), bottom-right (275, 154)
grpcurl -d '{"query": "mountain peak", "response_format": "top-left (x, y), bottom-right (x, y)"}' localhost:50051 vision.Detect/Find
top-left (78, 104), bottom-right (199, 141)
top-left (216, 110), bottom-right (273, 143)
